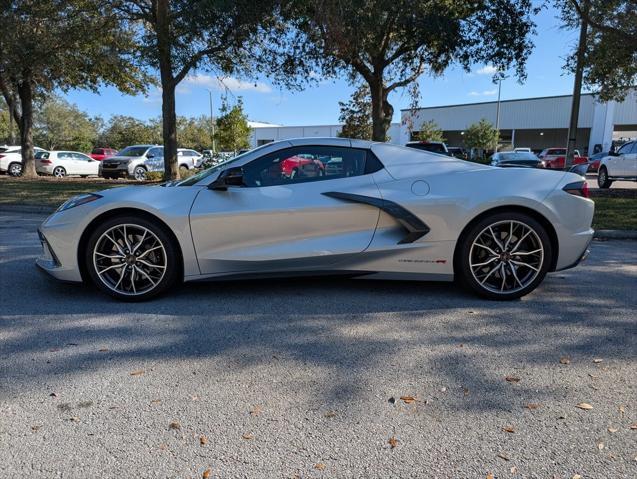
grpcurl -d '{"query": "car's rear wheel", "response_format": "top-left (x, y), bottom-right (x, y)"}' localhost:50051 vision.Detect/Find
top-left (8, 162), bottom-right (22, 177)
top-left (85, 216), bottom-right (179, 301)
top-left (457, 212), bottom-right (552, 300)
top-left (597, 167), bottom-right (613, 188)
top-left (53, 166), bottom-right (66, 178)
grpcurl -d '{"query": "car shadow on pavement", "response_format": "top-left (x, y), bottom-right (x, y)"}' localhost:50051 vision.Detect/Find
top-left (1, 233), bottom-right (636, 413)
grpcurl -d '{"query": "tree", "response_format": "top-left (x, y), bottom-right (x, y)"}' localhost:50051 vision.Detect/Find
top-left (0, 0), bottom-right (145, 177)
top-left (337, 84), bottom-right (373, 140)
top-left (215, 97), bottom-right (250, 152)
top-left (416, 120), bottom-right (444, 143)
top-left (177, 116), bottom-right (213, 151)
top-left (558, 0), bottom-right (637, 101)
top-left (113, 0), bottom-right (276, 180)
top-left (277, 0), bottom-right (538, 141)
top-left (98, 115), bottom-right (159, 149)
top-left (33, 96), bottom-right (98, 151)
top-left (464, 119), bottom-right (499, 161)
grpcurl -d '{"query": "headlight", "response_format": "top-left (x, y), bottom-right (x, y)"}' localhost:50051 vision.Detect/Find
top-left (56, 193), bottom-right (102, 212)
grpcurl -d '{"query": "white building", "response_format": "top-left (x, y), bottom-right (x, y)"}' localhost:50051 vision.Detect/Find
top-left (249, 122), bottom-right (402, 148)
top-left (402, 91), bottom-right (637, 154)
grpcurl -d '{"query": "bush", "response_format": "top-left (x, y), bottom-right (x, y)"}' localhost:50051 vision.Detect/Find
top-left (144, 171), bottom-right (165, 182)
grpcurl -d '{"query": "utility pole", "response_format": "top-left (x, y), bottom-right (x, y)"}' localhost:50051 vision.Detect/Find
top-left (207, 89), bottom-right (216, 153)
top-left (565, 0), bottom-right (590, 170)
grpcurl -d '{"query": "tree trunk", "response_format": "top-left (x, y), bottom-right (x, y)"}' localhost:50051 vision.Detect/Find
top-left (156, 0), bottom-right (179, 180)
top-left (17, 72), bottom-right (36, 178)
top-left (368, 78), bottom-right (391, 142)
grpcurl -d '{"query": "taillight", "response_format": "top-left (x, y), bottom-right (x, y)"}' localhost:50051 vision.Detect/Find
top-left (40, 159), bottom-right (52, 164)
top-left (563, 181), bottom-right (589, 198)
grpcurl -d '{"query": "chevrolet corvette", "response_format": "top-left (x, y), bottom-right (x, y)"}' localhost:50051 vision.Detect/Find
top-left (37, 138), bottom-right (594, 301)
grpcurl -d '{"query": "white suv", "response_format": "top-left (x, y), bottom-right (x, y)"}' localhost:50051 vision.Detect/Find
top-left (0, 146), bottom-right (46, 176)
top-left (597, 141), bottom-right (637, 188)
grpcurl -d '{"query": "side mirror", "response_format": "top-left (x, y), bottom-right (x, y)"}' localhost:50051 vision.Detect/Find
top-left (147, 153), bottom-right (155, 159)
top-left (209, 167), bottom-right (244, 190)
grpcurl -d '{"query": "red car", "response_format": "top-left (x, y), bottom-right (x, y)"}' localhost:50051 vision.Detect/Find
top-left (90, 147), bottom-right (118, 161)
top-left (280, 155), bottom-right (325, 178)
top-left (539, 148), bottom-right (588, 169)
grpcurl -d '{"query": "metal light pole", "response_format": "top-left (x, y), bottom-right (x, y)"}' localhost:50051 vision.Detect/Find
top-left (494, 72), bottom-right (506, 153)
top-left (207, 89), bottom-right (216, 153)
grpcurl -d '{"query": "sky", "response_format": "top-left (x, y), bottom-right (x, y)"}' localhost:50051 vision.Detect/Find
top-left (64, 4), bottom-right (582, 126)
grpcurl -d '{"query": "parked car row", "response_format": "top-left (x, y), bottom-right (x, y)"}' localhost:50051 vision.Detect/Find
top-left (99, 145), bottom-right (203, 180)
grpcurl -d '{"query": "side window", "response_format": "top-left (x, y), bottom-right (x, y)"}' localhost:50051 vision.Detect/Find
top-left (242, 146), bottom-right (368, 187)
top-left (617, 142), bottom-right (633, 155)
top-left (59, 152), bottom-right (71, 159)
top-left (76, 153), bottom-right (91, 161)
top-left (148, 147), bottom-right (163, 158)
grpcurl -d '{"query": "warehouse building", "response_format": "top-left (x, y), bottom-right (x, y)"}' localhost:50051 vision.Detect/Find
top-left (402, 91), bottom-right (637, 154)
top-left (250, 91), bottom-right (636, 155)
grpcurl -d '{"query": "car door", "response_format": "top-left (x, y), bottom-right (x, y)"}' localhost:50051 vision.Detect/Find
top-left (626, 142), bottom-right (637, 177)
top-left (145, 147), bottom-right (164, 172)
top-left (189, 145), bottom-right (383, 275)
top-left (610, 142), bottom-right (633, 176)
top-left (57, 152), bottom-right (74, 172)
top-left (76, 153), bottom-right (98, 175)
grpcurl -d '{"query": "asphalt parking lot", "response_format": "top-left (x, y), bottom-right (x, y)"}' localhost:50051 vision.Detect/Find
top-left (1, 211), bottom-right (635, 478)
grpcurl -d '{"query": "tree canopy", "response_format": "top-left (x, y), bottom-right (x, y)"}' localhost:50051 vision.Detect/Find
top-left (276, 0), bottom-right (538, 141)
top-left (558, 0), bottom-right (637, 101)
top-left (464, 119), bottom-right (499, 160)
top-left (416, 120), bottom-right (445, 143)
top-left (33, 96), bottom-right (99, 152)
top-left (215, 97), bottom-right (251, 152)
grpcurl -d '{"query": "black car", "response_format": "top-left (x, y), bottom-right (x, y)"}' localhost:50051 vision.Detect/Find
top-left (405, 141), bottom-right (449, 155)
top-left (489, 151), bottom-right (545, 168)
top-left (447, 146), bottom-right (468, 160)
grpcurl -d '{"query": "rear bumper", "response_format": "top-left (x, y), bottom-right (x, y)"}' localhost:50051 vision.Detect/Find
top-left (555, 234), bottom-right (593, 271)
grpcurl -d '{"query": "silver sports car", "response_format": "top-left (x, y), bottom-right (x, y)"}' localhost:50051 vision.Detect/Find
top-left (37, 138), bottom-right (594, 301)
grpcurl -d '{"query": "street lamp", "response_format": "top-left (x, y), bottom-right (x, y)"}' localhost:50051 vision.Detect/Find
top-left (494, 71), bottom-right (509, 153)
top-left (206, 89), bottom-right (216, 153)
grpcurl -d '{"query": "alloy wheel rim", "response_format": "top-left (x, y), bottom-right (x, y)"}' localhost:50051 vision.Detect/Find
top-left (93, 224), bottom-right (167, 296)
top-left (9, 164), bottom-right (21, 175)
top-left (54, 167), bottom-right (65, 177)
top-left (599, 170), bottom-right (606, 183)
top-left (469, 220), bottom-right (544, 294)
top-left (134, 168), bottom-right (146, 181)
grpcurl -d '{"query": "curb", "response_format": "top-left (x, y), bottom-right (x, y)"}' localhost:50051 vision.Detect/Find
top-left (0, 204), bottom-right (56, 214)
top-left (594, 229), bottom-right (637, 240)
top-left (1, 205), bottom-right (636, 240)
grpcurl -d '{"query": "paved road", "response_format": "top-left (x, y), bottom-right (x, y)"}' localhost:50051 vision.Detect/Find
top-left (585, 174), bottom-right (636, 190)
top-left (1, 212), bottom-right (635, 479)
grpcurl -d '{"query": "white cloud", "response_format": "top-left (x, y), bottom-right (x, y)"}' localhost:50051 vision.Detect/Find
top-left (184, 74), bottom-right (271, 93)
top-left (475, 65), bottom-right (498, 75)
top-left (468, 89), bottom-right (498, 97)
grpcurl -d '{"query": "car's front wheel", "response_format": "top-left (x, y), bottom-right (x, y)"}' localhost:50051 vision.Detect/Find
top-left (457, 212), bottom-right (552, 300)
top-left (85, 216), bottom-right (179, 301)
top-left (597, 167), bottom-right (613, 189)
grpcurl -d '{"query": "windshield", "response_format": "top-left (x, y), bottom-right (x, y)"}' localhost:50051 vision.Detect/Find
top-left (117, 146), bottom-right (151, 157)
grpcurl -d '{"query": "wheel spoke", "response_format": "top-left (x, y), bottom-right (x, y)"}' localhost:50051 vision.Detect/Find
top-left (122, 225), bottom-right (133, 251)
top-left (474, 242), bottom-right (498, 256)
top-left (488, 226), bottom-right (504, 250)
top-left (479, 264), bottom-right (500, 285)
top-left (471, 257), bottom-right (498, 268)
top-left (137, 258), bottom-right (165, 270)
top-left (132, 230), bottom-right (147, 253)
top-left (136, 245), bottom-right (162, 259)
top-left (104, 233), bottom-right (125, 255)
top-left (510, 229), bottom-right (532, 253)
top-left (514, 248), bottom-right (542, 256)
top-left (134, 265), bottom-right (156, 287)
top-left (508, 262), bottom-right (524, 288)
top-left (510, 259), bottom-right (539, 272)
top-left (500, 263), bottom-right (507, 291)
top-left (97, 264), bottom-right (123, 275)
top-left (504, 222), bottom-right (514, 249)
top-left (95, 252), bottom-right (124, 260)
top-left (130, 267), bottom-right (137, 294)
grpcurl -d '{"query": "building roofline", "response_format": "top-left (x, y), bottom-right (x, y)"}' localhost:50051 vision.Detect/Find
top-left (400, 92), bottom-right (599, 112)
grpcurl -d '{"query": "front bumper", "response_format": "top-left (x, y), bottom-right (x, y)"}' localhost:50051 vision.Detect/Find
top-left (35, 227), bottom-right (83, 283)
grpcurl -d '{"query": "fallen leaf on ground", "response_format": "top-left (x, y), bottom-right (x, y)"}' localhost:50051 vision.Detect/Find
top-left (202, 468), bottom-right (212, 479)
top-left (486, 473), bottom-right (494, 479)
top-left (608, 427), bottom-right (619, 433)
top-left (150, 399), bottom-right (161, 405)
top-left (592, 358), bottom-right (603, 363)
top-left (510, 466), bottom-right (518, 474)
top-left (598, 442), bottom-right (604, 450)
top-left (249, 405), bottom-right (262, 416)
top-left (200, 435), bottom-right (208, 446)
top-left (576, 402), bottom-right (593, 410)
top-left (158, 444), bottom-right (168, 451)
top-left (463, 388), bottom-right (470, 396)
top-left (130, 370), bottom-right (145, 376)
top-left (69, 416), bottom-right (80, 422)
top-left (572, 475), bottom-right (582, 479)
top-left (191, 395), bottom-right (200, 401)
top-left (619, 405), bottom-right (625, 417)
top-left (314, 463), bottom-right (326, 471)
top-left (324, 411), bottom-right (337, 418)
top-left (630, 422), bottom-right (637, 430)
top-left (502, 426), bottom-right (515, 433)
top-left (242, 433), bottom-right (254, 440)
top-left (588, 373), bottom-right (599, 379)
top-left (169, 421), bottom-right (181, 430)
top-left (440, 387), bottom-right (447, 392)
top-left (497, 452), bottom-right (509, 461)
top-left (49, 392), bottom-right (57, 398)
top-left (388, 436), bottom-right (399, 449)
top-left (400, 396), bottom-right (417, 404)
top-left (505, 376), bottom-right (521, 383)
top-left (31, 425), bottom-right (40, 432)
top-left (98, 348), bottom-right (109, 352)
top-left (560, 356), bottom-right (571, 364)
top-left (525, 403), bottom-right (541, 410)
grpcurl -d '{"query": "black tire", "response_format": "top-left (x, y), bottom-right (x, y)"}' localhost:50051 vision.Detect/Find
top-left (456, 211), bottom-right (552, 300)
top-left (53, 166), bottom-right (66, 178)
top-left (102, 174), bottom-right (117, 180)
top-left (84, 215), bottom-right (180, 301)
top-left (8, 162), bottom-right (22, 177)
top-left (597, 167), bottom-right (613, 189)
top-left (133, 166), bottom-right (147, 181)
